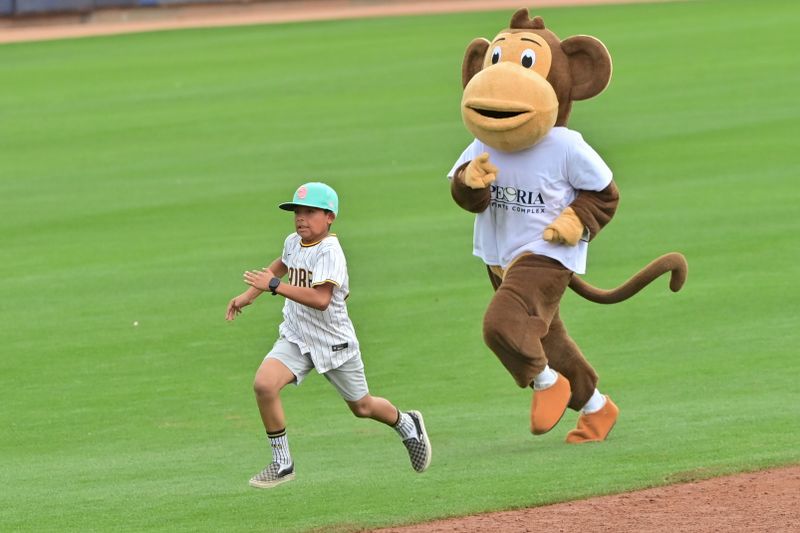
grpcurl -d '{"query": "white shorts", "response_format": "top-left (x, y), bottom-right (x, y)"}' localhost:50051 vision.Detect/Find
top-left (265, 338), bottom-right (369, 402)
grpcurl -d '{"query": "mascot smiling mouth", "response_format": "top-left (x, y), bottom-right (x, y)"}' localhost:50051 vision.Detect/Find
top-left (468, 105), bottom-right (528, 120)
top-left (463, 98), bottom-right (535, 132)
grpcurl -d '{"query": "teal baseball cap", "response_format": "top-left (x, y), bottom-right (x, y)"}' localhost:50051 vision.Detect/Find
top-left (279, 182), bottom-right (339, 216)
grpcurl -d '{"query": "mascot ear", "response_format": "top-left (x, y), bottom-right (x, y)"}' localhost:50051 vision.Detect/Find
top-left (462, 38), bottom-right (490, 88)
top-left (561, 35), bottom-right (612, 101)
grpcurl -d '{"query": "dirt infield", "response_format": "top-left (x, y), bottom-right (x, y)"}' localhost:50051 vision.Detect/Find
top-left (5, 1), bottom-right (798, 531)
top-left (371, 465), bottom-right (800, 532)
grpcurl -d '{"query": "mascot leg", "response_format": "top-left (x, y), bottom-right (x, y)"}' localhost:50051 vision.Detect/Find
top-left (483, 254), bottom-right (572, 434)
top-left (542, 312), bottom-right (598, 410)
top-left (543, 313), bottom-right (619, 443)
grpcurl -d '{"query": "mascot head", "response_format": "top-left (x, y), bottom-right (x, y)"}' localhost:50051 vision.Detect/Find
top-left (461, 8), bottom-right (613, 152)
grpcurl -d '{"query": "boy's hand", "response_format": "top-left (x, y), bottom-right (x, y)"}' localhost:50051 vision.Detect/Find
top-left (244, 268), bottom-right (274, 292)
top-left (226, 294), bottom-right (253, 321)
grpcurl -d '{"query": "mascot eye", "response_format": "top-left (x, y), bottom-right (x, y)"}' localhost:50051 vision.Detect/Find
top-left (491, 46), bottom-right (502, 64)
top-left (521, 49), bottom-right (536, 68)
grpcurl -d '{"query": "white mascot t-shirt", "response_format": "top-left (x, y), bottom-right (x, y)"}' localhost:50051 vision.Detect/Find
top-left (448, 127), bottom-right (612, 275)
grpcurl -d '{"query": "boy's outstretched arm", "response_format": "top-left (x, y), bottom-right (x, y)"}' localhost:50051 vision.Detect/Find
top-left (243, 269), bottom-right (334, 311)
top-left (226, 257), bottom-right (287, 321)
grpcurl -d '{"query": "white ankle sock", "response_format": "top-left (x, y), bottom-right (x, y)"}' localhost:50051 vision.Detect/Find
top-left (581, 389), bottom-right (607, 414)
top-left (268, 430), bottom-right (292, 467)
top-left (532, 365), bottom-right (558, 390)
top-left (393, 411), bottom-right (418, 440)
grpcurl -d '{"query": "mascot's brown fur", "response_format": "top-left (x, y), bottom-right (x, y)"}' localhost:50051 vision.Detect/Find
top-left (448, 8), bottom-right (687, 443)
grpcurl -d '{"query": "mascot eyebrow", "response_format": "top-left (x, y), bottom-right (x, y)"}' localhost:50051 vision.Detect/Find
top-left (446, 8), bottom-right (688, 444)
top-left (491, 37), bottom-right (542, 42)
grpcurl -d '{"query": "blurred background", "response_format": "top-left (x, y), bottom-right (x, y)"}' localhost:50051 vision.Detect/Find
top-left (4, 0), bottom-right (253, 17)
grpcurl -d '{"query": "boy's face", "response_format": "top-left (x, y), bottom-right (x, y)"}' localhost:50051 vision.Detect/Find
top-left (294, 206), bottom-right (335, 243)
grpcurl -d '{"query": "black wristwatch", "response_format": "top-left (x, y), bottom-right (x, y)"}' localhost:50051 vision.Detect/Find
top-left (268, 277), bottom-right (281, 295)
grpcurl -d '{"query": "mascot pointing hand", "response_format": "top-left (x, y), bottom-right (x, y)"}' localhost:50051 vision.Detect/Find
top-left (448, 8), bottom-right (687, 443)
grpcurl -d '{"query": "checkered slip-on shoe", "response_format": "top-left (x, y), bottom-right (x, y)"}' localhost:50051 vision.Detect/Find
top-left (249, 462), bottom-right (295, 488)
top-left (402, 411), bottom-right (432, 473)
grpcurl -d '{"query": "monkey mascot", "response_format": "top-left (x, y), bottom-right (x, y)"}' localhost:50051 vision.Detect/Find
top-left (448, 8), bottom-right (687, 443)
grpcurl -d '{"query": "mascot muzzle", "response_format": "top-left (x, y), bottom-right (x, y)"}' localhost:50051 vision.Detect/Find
top-left (461, 62), bottom-right (558, 153)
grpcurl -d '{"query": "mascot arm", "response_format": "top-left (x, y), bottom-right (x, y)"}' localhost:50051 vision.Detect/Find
top-left (569, 181), bottom-right (620, 242)
top-left (543, 207), bottom-right (584, 245)
top-left (451, 160), bottom-right (492, 213)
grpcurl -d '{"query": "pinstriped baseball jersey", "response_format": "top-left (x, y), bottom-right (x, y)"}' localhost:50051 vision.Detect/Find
top-left (278, 233), bottom-right (360, 373)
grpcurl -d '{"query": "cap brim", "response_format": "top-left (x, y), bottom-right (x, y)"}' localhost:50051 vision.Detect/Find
top-left (278, 202), bottom-right (300, 211)
top-left (278, 201), bottom-right (333, 212)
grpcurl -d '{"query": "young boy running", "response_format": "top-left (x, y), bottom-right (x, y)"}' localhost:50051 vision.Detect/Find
top-left (226, 182), bottom-right (431, 488)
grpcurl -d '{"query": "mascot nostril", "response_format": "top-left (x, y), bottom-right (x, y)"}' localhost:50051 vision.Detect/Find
top-left (446, 8), bottom-right (688, 443)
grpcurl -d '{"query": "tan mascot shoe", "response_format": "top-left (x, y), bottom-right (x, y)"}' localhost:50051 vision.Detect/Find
top-left (565, 396), bottom-right (619, 443)
top-left (531, 372), bottom-right (571, 435)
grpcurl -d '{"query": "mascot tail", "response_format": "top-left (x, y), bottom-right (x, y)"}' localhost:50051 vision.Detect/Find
top-left (569, 252), bottom-right (688, 304)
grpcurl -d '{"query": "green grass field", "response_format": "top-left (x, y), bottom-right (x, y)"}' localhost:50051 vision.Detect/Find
top-left (2, 0), bottom-right (799, 530)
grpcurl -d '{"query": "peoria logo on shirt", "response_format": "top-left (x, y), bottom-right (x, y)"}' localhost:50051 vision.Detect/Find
top-left (490, 185), bottom-right (546, 214)
top-left (288, 267), bottom-right (313, 287)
